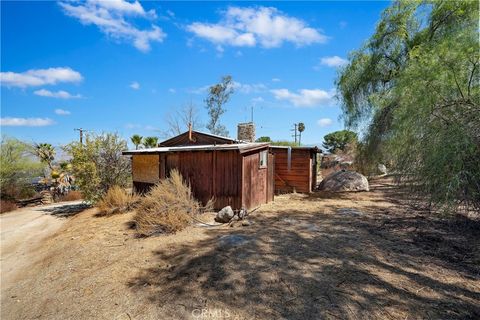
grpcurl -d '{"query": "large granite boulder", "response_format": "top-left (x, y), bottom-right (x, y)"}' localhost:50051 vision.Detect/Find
top-left (215, 206), bottom-right (235, 223)
top-left (319, 170), bottom-right (369, 192)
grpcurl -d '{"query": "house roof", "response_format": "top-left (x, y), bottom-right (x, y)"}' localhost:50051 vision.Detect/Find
top-left (159, 130), bottom-right (242, 147)
top-left (123, 142), bottom-right (269, 155)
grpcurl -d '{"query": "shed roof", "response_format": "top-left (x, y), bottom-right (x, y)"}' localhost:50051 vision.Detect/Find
top-left (123, 143), bottom-right (269, 155)
top-left (269, 145), bottom-right (321, 152)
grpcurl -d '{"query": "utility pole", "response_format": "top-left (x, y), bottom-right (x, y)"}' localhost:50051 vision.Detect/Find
top-left (291, 123), bottom-right (298, 145)
top-left (74, 128), bottom-right (85, 144)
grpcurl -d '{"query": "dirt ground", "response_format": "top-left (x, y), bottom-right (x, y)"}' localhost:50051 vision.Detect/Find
top-left (1, 178), bottom-right (479, 320)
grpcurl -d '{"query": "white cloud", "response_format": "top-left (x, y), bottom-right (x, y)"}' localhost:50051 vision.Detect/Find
top-left (1, 117), bottom-right (55, 127)
top-left (319, 56), bottom-right (348, 68)
top-left (232, 81), bottom-right (267, 94)
top-left (130, 81), bottom-right (140, 90)
top-left (317, 118), bottom-right (333, 127)
top-left (271, 88), bottom-right (335, 107)
top-left (34, 89), bottom-right (82, 99)
top-left (187, 6), bottom-right (327, 49)
top-left (0, 67), bottom-right (83, 88)
top-left (271, 78), bottom-right (281, 82)
top-left (88, 0), bottom-right (154, 17)
top-left (168, 88), bottom-right (176, 93)
top-left (190, 81), bottom-right (266, 95)
top-left (252, 97), bottom-right (264, 103)
top-left (125, 123), bottom-right (141, 129)
top-left (55, 109), bottom-right (71, 115)
top-left (59, 0), bottom-right (165, 52)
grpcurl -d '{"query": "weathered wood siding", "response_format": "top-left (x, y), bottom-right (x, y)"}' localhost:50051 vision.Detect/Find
top-left (272, 149), bottom-right (313, 193)
top-left (132, 154), bottom-right (160, 184)
top-left (242, 152), bottom-right (268, 209)
top-left (164, 150), bottom-right (243, 210)
top-left (130, 147), bottom-right (273, 210)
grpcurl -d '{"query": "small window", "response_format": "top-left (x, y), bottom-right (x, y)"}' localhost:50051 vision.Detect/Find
top-left (259, 150), bottom-right (268, 168)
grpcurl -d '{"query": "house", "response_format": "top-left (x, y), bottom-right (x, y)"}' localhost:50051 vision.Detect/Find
top-left (123, 143), bottom-right (274, 210)
top-left (270, 146), bottom-right (321, 193)
top-left (159, 126), bottom-right (241, 147)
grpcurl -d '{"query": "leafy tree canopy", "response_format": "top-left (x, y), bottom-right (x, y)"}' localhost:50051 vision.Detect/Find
top-left (0, 136), bottom-right (44, 199)
top-left (64, 133), bottom-right (130, 203)
top-left (256, 136), bottom-right (272, 142)
top-left (336, 0), bottom-right (479, 211)
top-left (205, 75), bottom-right (234, 137)
top-left (322, 130), bottom-right (358, 153)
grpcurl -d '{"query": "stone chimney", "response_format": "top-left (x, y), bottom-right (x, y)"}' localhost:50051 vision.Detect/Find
top-left (237, 122), bottom-right (255, 142)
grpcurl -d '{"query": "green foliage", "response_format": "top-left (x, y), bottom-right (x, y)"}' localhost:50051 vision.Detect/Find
top-left (256, 136), bottom-right (272, 142)
top-left (143, 136), bottom-right (158, 148)
top-left (298, 122), bottom-right (305, 145)
top-left (0, 136), bottom-right (44, 200)
top-left (33, 143), bottom-right (55, 171)
top-left (130, 134), bottom-right (143, 150)
top-left (336, 0), bottom-right (480, 211)
top-left (270, 140), bottom-right (298, 147)
top-left (64, 133), bottom-right (130, 203)
top-left (322, 130), bottom-right (358, 153)
top-left (205, 75), bottom-right (234, 137)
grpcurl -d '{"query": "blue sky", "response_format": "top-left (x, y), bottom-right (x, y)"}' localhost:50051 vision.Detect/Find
top-left (1, 1), bottom-right (389, 148)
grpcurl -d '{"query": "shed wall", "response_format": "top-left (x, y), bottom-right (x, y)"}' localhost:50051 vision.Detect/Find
top-left (272, 149), bottom-right (313, 193)
top-left (242, 152), bottom-right (268, 209)
top-left (164, 150), bottom-right (243, 209)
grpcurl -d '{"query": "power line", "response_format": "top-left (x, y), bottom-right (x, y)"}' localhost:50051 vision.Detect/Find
top-left (290, 123), bottom-right (298, 145)
top-left (74, 128), bottom-right (92, 144)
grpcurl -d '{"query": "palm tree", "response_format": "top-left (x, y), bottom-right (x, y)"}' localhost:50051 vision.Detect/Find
top-left (33, 143), bottom-right (55, 170)
top-left (143, 136), bottom-right (159, 148)
top-left (130, 134), bottom-right (143, 150)
top-left (298, 122), bottom-right (305, 146)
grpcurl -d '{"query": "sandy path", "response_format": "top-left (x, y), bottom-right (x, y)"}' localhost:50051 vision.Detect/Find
top-left (0, 201), bottom-right (84, 291)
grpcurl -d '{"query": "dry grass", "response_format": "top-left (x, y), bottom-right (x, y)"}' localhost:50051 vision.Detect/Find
top-left (133, 169), bottom-right (209, 236)
top-left (97, 186), bottom-right (138, 216)
top-left (58, 191), bottom-right (83, 202)
top-left (0, 200), bottom-right (17, 214)
top-left (2, 177), bottom-right (479, 320)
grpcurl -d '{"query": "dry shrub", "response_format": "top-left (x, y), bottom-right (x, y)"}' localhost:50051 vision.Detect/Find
top-left (59, 191), bottom-right (83, 202)
top-left (134, 169), bottom-right (211, 236)
top-left (97, 186), bottom-right (138, 216)
top-left (0, 200), bottom-right (17, 214)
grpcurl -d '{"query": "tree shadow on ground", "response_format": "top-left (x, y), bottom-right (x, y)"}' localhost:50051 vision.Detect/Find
top-left (128, 186), bottom-right (480, 319)
top-left (36, 203), bottom-right (89, 218)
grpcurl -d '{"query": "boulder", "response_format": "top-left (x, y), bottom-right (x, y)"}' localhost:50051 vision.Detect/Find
top-left (377, 164), bottom-right (387, 175)
top-left (215, 206), bottom-right (235, 223)
top-left (319, 170), bottom-right (369, 192)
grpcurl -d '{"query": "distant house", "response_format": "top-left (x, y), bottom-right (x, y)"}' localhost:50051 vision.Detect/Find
top-left (159, 128), bottom-right (241, 147)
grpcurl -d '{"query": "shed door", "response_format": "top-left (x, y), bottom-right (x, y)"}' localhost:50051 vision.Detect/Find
top-left (267, 153), bottom-right (275, 202)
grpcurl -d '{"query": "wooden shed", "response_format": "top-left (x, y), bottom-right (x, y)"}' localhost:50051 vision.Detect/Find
top-left (123, 143), bottom-right (274, 210)
top-left (270, 146), bottom-right (321, 194)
